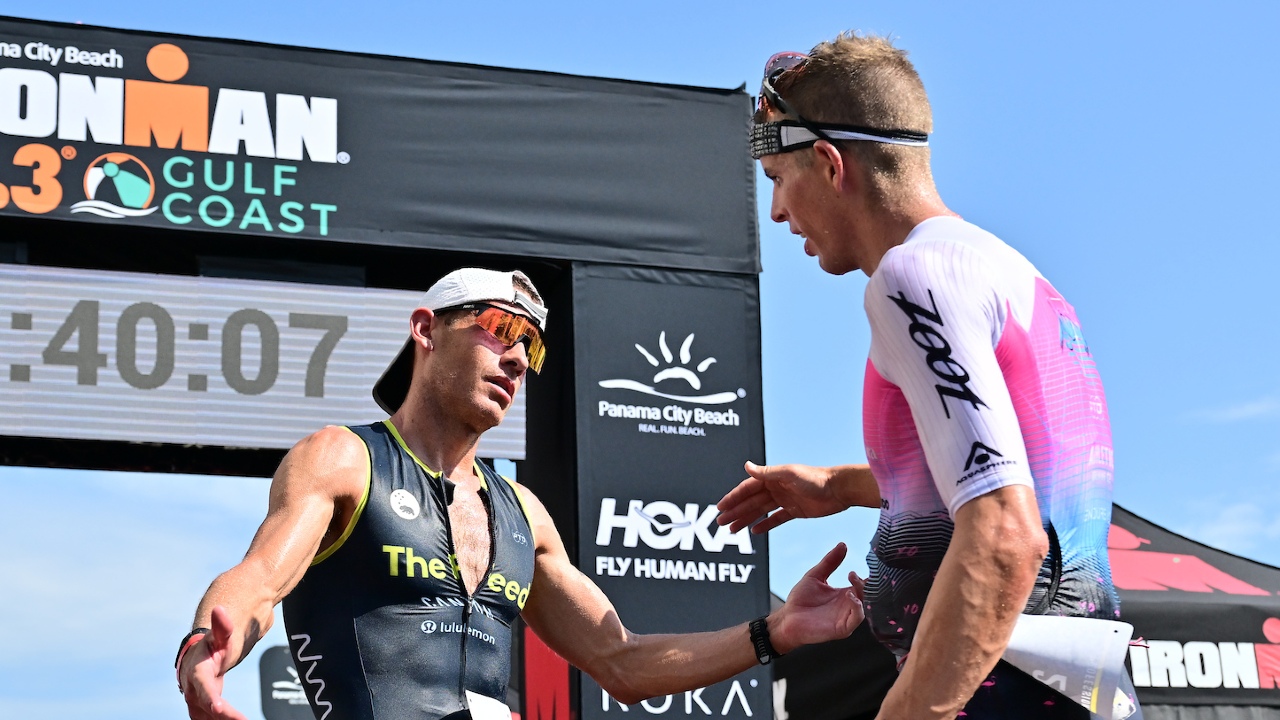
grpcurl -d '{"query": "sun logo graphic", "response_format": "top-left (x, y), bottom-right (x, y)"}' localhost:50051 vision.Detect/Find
top-left (69, 153), bottom-right (159, 219)
top-left (598, 331), bottom-right (743, 404)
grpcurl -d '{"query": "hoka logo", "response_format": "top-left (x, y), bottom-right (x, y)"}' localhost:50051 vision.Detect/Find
top-left (290, 634), bottom-right (332, 720)
top-left (595, 498), bottom-right (754, 554)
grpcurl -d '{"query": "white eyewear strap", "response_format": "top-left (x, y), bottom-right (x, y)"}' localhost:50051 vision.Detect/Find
top-left (750, 120), bottom-right (929, 160)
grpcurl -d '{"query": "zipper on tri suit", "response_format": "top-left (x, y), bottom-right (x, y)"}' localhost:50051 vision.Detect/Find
top-left (460, 589), bottom-right (470, 699)
top-left (440, 468), bottom-right (499, 703)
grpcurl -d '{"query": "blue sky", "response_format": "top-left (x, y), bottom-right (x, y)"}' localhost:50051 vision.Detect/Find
top-left (3, 2), bottom-right (1280, 718)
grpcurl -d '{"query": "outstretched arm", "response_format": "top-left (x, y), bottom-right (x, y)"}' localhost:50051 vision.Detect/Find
top-left (715, 461), bottom-right (881, 534)
top-left (179, 426), bottom-right (367, 720)
top-left (518, 488), bottom-right (864, 705)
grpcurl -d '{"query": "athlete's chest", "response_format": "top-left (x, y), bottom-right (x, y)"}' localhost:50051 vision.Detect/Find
top-left (356, 456), bottom-right (533, 612)
top-left (364, 476), bottom-right (497, 591)
top-left (446, 485), bottom-right (493, 595)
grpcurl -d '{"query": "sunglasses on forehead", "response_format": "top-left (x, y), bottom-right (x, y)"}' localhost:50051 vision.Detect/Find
top-left (447, 303), bottom-right (546, 374)
top-left (751, 51), bottom-right (930, 160)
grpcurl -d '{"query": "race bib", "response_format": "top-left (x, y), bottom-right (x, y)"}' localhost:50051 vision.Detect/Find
top-left (465, 691), bottom-right (512, 720)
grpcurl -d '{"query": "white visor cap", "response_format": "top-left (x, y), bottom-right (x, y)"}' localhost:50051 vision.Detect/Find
top-left (420, 267), bottom-right (548, 331)
top-left (372, 268), bottom-right (547, 414)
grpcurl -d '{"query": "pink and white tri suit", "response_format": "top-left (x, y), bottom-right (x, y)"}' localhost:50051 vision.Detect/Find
top-left (862, 216), bottom-right (1120, 659)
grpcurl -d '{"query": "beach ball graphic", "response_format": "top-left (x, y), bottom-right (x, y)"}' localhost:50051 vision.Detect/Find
top-left (70, 153), bottom-right (159, 218)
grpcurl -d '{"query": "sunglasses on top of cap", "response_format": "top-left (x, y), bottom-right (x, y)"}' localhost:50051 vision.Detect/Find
top-left (447, 303), bottom-right (546, 374)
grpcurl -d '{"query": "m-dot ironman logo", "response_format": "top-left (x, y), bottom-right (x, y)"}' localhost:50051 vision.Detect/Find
top-left (0, 41), bottom-right (338, 161)
top-left (0, 40), bottom-right (342, 232)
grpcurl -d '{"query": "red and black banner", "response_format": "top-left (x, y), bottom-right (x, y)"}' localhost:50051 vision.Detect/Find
top-left (1112, 505), bottom-right (1280, 707)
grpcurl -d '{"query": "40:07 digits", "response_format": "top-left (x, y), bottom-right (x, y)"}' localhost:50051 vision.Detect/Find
top-left (25, 300), bottom-right (348, 397)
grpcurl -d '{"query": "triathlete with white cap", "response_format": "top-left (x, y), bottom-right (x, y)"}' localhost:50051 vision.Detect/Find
top-left (714, 34), bottom-right (1141, 719)
top-left (177, 267), bottom-right (866, 720)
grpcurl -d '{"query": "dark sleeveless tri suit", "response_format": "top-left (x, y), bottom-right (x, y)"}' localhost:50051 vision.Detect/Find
top-left (282, 421), bottom-right (536, 720)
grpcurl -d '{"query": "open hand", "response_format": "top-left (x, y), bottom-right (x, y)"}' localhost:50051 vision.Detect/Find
top-left (180, 606), bottom-right (248, 720)
top-left (768, 543), bottom-right (866, 654)
top-left (716, 461), bottom-right (846, 534)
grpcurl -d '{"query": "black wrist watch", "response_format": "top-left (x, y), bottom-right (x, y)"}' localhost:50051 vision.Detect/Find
top-left (748, 616), bottom-right (782, 665)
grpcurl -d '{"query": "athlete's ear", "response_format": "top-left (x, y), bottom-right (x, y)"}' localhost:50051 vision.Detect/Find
top-left (409, 307), bottom-right (438, 352)
top-left (813, 140), bottom-right (850, 194)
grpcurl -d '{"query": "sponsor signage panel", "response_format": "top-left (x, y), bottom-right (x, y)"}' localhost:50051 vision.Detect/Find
top-left (259, 645), bottom-right (314, 720)
top-left (0, 17), bottom-right (757, 273)
top-left (0, 262), bottom-right (525, 456)
top-left (1108, 511), bottom-right (1280, 706)
top-left (1123, 605), bottom-right (1280, 705)
top-left (573, 263), bottom-right (768, 718)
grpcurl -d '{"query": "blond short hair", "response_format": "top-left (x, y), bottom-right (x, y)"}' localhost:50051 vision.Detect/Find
top-left (759, 33), bottom-right (934, 196)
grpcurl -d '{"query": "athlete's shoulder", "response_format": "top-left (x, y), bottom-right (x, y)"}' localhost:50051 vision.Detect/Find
top-left (876, 216), bottom-right (1011, 273)
top-left (509, 480), bottom-right (548, 518)
top-left (275, 424), bottom-right (369, 498)
top-left (295, 424), bottom-right (368, 459)
top-left (507, 481), bottom-right (566, 553)
top-left (869, 219), bottom-right (992, 304)
top-left (869, 217), bottom-right (1042, 323)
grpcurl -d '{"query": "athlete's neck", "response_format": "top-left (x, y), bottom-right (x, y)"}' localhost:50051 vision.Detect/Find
top-left (386, 404), bottom-right (481, 486)
top-left (858, 194), bottom-right (958, 276)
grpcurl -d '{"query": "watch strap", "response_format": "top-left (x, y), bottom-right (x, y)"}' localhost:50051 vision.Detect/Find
top-left (174, 627), bottom-right (210, 694)
top-left (748, 616), bottom-right (782, 665)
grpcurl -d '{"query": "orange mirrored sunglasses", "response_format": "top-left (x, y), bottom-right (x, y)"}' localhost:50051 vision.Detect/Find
top-left (451, 303), bottom-right (546, 373)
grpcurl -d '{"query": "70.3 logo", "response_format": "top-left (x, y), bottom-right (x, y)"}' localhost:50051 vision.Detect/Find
top-left (26, 299), bottom-right (347, 396)
top-left (0, 143), bottom-right (71, 215)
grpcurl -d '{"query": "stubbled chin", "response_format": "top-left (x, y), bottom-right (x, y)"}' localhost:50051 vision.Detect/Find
top-left (468, 402), bottom-right (506, 434)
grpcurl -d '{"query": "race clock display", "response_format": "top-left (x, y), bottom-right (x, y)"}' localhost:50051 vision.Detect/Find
top-left (0, 263), bottom-right (526, 457)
